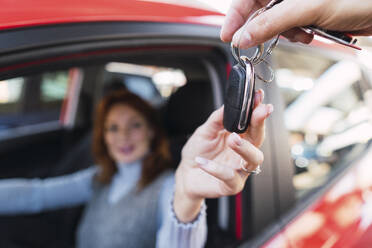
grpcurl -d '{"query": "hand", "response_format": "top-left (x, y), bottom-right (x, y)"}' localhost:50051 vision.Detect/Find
top-left (220, 0), bottom-right (372, 49)
top-left (174, 89), bottom-right (273, 222)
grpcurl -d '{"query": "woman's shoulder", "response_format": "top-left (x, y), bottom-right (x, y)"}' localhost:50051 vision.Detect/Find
top-left (82, 165), bottom-right (105, 190)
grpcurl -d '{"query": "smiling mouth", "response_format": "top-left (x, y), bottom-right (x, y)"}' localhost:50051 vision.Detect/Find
top-left (118, 145), bottom-right (135, 155)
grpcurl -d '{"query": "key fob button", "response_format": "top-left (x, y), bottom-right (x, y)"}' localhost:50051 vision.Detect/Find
top-left (224, 64), bottom-right (248, 133)
top-left (225, 64), bottom-right (246, 109)
top-left (223, 60), bottom-right (255, 134)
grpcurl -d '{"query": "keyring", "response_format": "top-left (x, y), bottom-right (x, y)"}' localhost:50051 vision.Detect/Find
top-left (231, 7), bottom-right (267, 67)
top-left (231, 5), bottom-right (280, 84)
top-left (231, 43), bottom-right (264, 68)
top-left (255, 59), bottom-right (275, 83)
top-left (231, 45), bottom-right (276, 84)
top-left (252, 35), bottom-right (279, 66)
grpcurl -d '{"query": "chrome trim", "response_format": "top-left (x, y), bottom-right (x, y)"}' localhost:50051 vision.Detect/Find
top-left (238, 57), bottom-right (255, 131)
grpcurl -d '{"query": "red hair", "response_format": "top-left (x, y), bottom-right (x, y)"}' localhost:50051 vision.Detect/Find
top-left (93, 90), bottom-right (171, 189)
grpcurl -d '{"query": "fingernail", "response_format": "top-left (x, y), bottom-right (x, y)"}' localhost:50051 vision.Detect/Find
top-left (240, 32), bottom-right (254, 49)
top-left (232, 132), bottom-right (242, 146)
top-left (244, 32), bottom-right (253, 46)
top-left (195, 156), bottom-right (209, 166)
top-left (260, 89), bottom-right (264, 102)
top-left (256, 89), bottom-right (264, 103)
top-left (266, 104), bottom-right (274, 116)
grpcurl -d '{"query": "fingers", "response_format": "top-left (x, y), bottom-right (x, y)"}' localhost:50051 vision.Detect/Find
top-left (198, 88), bottom-right (270, 141)
top-left (232, 0), bottom-right (317, 48)
top-left (248, 89), bottom-right (273, 147)
top-left (196, 106), bottom-right (224, 138)
top-left (249, 102), bottom-right (273, 146)
top-left (205, 106), bottom-right (224, 129)
top-left (195, 156), bottom-right (235, 181)
top-left (220, 0), bottom-right (260, 42)
top-left (195, 156), bottom-right (245, 195)
top-left (253, 88), bottom-right (264, 108)
top-left (227, 133), bottom-right (264, 168)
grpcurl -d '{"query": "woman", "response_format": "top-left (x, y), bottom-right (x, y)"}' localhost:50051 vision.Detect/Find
top-left (0, 89), bottom-right (272, 248)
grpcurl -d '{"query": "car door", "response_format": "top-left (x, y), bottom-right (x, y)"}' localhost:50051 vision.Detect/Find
top-left (239, 40), bottom-right (372, 247)
top-left (0, 13), bottom-right (257, 247)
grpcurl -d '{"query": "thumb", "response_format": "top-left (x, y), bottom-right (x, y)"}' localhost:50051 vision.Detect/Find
top-left (246, 103), bottom-right (273, 147)
top-left (232, 0), bottom-right (316, 49)
top-left (196, 106), bottom-right (224, 138)
top-left (220, 0), bottom-right (258, 42)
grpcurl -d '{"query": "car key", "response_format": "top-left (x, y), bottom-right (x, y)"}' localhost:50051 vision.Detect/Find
top-left (222, 1), bottom-right (278, 134)
top-left (223, 56), bottom-right (255, 133)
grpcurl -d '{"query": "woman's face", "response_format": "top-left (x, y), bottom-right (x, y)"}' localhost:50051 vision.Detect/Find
top-left (104, 104), bottom-right (153, 164)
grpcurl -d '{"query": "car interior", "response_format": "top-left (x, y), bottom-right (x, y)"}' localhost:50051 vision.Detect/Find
top-left (0, 46), bottom-right (236, 247)
top-left (1, 33), bottom-right (371, 247)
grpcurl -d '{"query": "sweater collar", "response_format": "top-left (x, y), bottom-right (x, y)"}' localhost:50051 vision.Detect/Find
top-left (108, 159), bottom-right (143, 205)
top-left (116, 158), bottom-right (143, 176)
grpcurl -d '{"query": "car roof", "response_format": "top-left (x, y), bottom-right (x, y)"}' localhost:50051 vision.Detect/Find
top-left (0, 0), bottom-right (224, 31)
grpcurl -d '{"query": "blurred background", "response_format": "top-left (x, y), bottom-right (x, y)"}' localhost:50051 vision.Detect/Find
top-left (0, 0), bottom-right (372, 246)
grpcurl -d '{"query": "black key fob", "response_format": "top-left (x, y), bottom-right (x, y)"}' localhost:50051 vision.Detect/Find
top-left (223, 58), bottom-right (255, 133)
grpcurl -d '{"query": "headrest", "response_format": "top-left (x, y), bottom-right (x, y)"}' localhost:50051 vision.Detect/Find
top-left (164, 80), bottom-right (214, 136)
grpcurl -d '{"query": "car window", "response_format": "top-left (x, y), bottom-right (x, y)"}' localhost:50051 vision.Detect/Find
top-left (124, 75), bottom-right (156, 100)
top-left (0, 70), bottom-right (73, 134)
top-left (41, 71), bottom-right (69, 102)
top-left (0, 77), bottom-right (24, 113)
top-left (104, 62), bottom-right (187, 106)
top-left (272, 47), bottom-right (372, 199)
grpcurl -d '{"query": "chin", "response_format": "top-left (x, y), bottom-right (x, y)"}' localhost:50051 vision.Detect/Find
top-left (112, 147), bottom-right (148, 164)
top-left (116, 157), bottom-right (137, 164)
top-left (115, 153), bottom-right (143, 164)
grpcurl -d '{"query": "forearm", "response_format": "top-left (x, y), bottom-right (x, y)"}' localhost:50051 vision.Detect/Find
top-left (0, 167), bottom-right (95, 215)
top-left (0, 178), bottom-right (44, 214)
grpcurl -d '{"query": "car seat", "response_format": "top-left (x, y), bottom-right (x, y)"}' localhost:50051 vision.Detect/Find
top-left (162, 79), bottom-right (231, 247)
top-left (163, 80), bottom-right (215, 167)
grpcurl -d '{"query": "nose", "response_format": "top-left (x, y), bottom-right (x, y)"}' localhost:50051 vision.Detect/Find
top-left (117, 127), bottom-right (130, 139)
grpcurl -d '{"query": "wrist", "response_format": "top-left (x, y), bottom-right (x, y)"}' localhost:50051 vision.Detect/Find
top-left (174, 164), bottom-right (204, 222)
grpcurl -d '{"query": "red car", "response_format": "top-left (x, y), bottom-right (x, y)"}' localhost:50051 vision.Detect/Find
top-left (0, 0), bottom-right (372, 247)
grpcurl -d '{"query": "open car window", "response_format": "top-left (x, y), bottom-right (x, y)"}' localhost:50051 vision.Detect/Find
top-left (103, 62), bottom-right (187, 107)
top-left (0, 70), bottom-right (71, 136)
top-left (0, 77), bottom-right (24, 129)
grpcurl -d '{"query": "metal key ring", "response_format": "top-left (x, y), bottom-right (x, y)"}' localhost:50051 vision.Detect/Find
top-left (231, 5), bottom-right (279, 67)
top-left (252, 35), bottom-right (279, 65)
top-left (231, 6), bottom-right (268, 67)
top-left (231, 4), bottom-right (280, 84)
top-left (231, 44), bottom-right (276, 84)
top-left (255, 59), bottom-right (275, 83)
top-left (231, 43), bottom-right (264, 68)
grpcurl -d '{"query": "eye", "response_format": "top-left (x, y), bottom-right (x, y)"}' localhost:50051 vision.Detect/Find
top-left (106, 124), bottom-right (118, 133)
top-left (130, 121), bottom-right (143, 129)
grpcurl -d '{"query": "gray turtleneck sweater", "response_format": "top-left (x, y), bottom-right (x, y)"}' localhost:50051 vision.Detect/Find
top-left (0, 160), bottom-right (207, 248)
